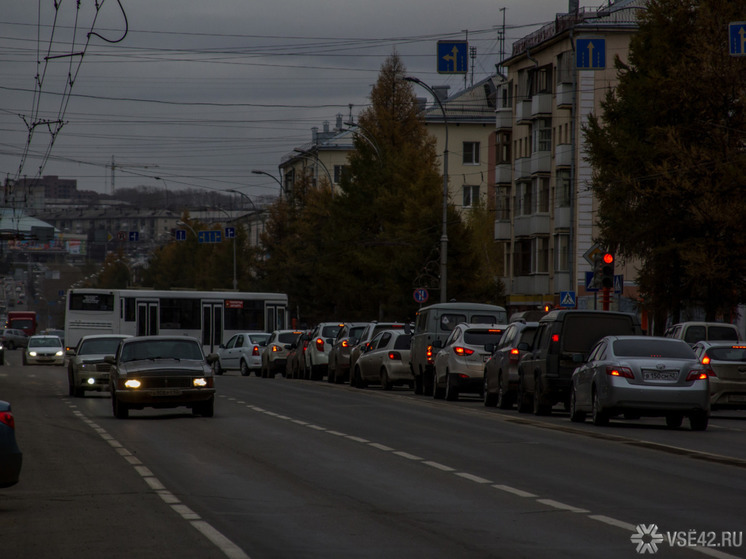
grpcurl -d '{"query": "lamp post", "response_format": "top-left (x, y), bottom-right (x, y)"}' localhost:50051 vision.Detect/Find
top-left (343, 120), bottom-right (381, 160)
top-left (251, 170), bottom-right (283, 199)
top-left (293, 148), bottom-right (334, 195)
top-left (154, 176), bottom-right (169, 211)
top-left (404, 76), bottom-right (449, 303)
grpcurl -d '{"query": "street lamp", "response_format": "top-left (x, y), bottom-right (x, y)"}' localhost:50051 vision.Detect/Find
top-left (404, 75), bottom-right (449, 303)
top-left (293, 148), bottom-right (334, 195)
top-left (227, 189), bottom-right (259, 212)
top-left (251, 170), bottom-right (283, 199)
top-left (344, 120), bottom-right (381, 160)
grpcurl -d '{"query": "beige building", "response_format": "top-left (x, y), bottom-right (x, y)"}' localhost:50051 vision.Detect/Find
top-left (495, 0), bottom-right (644, 313)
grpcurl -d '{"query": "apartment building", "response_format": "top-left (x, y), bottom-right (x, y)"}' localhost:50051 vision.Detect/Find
top-left (495, 0), bottom-right (644, 313)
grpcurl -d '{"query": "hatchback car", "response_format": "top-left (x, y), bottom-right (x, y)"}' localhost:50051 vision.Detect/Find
top-left (214, 332), bottom-right (270, 376)
top-left (352, 330), bottom-right (413, 390)
top-left (327, 322), bottom-right (370, 384)
top-left (570, 336), bottom-right (709, 430)
top-left (433, 324), bottom-right (506, 401)
top-left (0, 328), bottom-right (28, 350)
top-left (23, 335), bottom-right (65, 366)
top-left (305, 322), bottom-right (344, 380)
top-left (349, 322), bottom-right (411, 381)
top-left (483, 321), bottom-right (538, 409)
top-left (262, 330), bottom-right (303, 378)
top-left (692, 341), bottom-right (746, 410)
top-left (106, 335), bottom-right (217, 419)
top-left (0, 399), bottom-right (22, 488)
top-left (67, 335), bottom-right (131, 397)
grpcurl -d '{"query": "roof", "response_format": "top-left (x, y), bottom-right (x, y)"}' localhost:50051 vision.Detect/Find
top-left (0, 208), bottom-right (56, 236)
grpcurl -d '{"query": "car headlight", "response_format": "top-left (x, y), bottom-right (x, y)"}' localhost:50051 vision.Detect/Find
top-left (124, 379), bottom-right (141, 389)
top-left (29, 351), bottom-right (38, 357)
top-left (55, 350), bottom-right (64, 357)
top-left (193, 378), bottom-right (208, 387)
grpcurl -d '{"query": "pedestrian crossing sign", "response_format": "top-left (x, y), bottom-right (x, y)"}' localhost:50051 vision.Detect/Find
top-left (559, 291), bottom-right (576, 308)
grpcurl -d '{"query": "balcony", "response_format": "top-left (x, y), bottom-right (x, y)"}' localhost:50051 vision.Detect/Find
top-left (513, 274), bottom-right (551, 295)
top-left (515, 100), bottom-right (532, 125)
top-left (556, 82), bottom-right (574, 109)
top-left (554, 205), bottom-right (572, 229)
top-left (531, 92), bottom-right (552, 117)
top-left (553, 272), bottom-right (571, 292)
top-left (514, 214), bottom-right (550, 237)
top-left (495, 163), bottom-right (512, 184)
top-left (496, 108), bottom-right (512, 130)
top-left (555, 143), bottom-right (573, 168)
top-left (530, 150), bottom-right (551, 174)
top-left (515, 157), bottom-right (531, 180)
top-left (494, 220), bottom-right (511, 241)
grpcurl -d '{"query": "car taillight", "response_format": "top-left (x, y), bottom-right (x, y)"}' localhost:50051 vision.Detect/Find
top-left (606, 366), bottom-right (634, 378)
top-left (701, 356), bottom-right (717, 377)
top-left (0, 411), bottom-right (14, 429)
top-left (272, 344), bottom-right (280, 353)
top-left (388, 351), bottom-right (401, 361)
top-left (252, 345), bottom-right (260, 356)
top-left (687, 369), bottom-right (708, 381)
top-left (454, 346), bottom-right (474, 356)
top-left (315, 338), bottom-right (324, 352)
top-left (426, 345), bottom-right (434, 363)
top-left (509, 348), bottom-right (520, 362)
top-left (342, 340), bottom-right (349, 348)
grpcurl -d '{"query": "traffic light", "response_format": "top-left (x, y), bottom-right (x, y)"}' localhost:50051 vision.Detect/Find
top-left (600, 252), bottom-right (614, 289)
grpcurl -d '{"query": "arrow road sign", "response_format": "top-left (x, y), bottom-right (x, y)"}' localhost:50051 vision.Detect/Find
top-left (437, 41), bottom-right (468, 74)
top-left (576, 38), bottom-right (606, 69)
top-left (729, 22), bottom-right (746, 56)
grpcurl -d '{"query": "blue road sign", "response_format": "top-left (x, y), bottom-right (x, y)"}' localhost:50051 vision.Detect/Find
top-left (198, 230), bottom-right (222, 244)
top-left (128, 231), bottom-right (139, 242)
top-left (225, 226), bottom-right (236, 239)
top-left (559, 291), bottom-right (576, 308)
top-left (413, 288), bottom-right (429, 304)
top-left (175, 229), bottom-right (187, 241)
top-left (437, 41), bottom-right (468, 74)
top-left (585, 271), bottom-right (599, 292)
top-left (576, 38), bottom-right (606, 69)
top-left (729, 22), bottom-right (746, 56)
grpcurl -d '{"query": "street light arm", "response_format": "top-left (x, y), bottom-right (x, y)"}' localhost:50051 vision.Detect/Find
top-left (292, 149), bottom-right (334, 192)
top-left (228, 189), bottom-right (259, 211)
top-left (251, 170), bottom-right (283, 199)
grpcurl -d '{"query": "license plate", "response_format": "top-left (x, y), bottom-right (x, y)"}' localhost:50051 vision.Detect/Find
top-left (155, 389), bottom-right (182, 396)
top-left (643, 370), bottom-right (678, 382)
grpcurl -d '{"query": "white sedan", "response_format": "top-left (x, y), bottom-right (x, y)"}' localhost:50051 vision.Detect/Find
top-left (24, 335), bottom-right (65, 366)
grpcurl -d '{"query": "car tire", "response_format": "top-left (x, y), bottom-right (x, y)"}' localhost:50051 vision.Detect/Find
top-left (516, 376), bottom-right (532, 414)
top-left (213, 360), bottom-right (224, 375)
top-left (381, 369), bottom-right (393, 391)
top-left (532, 375), bottom-right (551, 416)
top-left (240, 361), bottom-right (250, 377)
top-left (483, 377), bottom-right (497, 407)
top-left (432, 371), bottom-right (445, 399)
top-left (112, 395), bottom-right (129, 419)
top-left (665, 413), bottom-right (684, 429)
top-left (689, 411), bottom-right (708, 431)
top-left (569, 388), bottom-right (586, 423)
top-left (591, 389), bottom-right (608, 426)
top-left (413, 370), bottom-right (424, 395)
top-left (444, 373), bottom-right (459, 401)
top-left (496, 373), bottom-right (513, 409)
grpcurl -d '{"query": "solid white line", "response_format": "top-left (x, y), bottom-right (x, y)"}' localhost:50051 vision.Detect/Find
top-left (191, 520), bottom-right (251, 559)
top-left (455, 472), bottom-right (492, 484)
top-left (134, 465), bottom-right (154, 477)
top-left (492, 484), bottom-right (537, 498)
top-left (536, 499), bottom-right (589, 513)
top-left (327, 430), bottom-right (347, 437)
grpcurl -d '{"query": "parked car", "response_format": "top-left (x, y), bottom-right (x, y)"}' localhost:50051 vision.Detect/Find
top-left (0, 328), bottom-right (28, 350)
top-left (214, 332), bottom-right (270, 376)
top-left (665, 321), bottom-right (740, 345)
top-left (66, 334), bottom-right (131, 397)
top-left (305, 322), bottom-right (344, 380)
top-left (23, 335), bottom-right (65, 366)
top-left (483, 321), bottom-right (539, 409)
top-left (285, 331), bottom-right (311, 379)
top-left (433, 323), bottom-right (506, 401)
top-left (352, 330), bottom-right (413, 390)
top-left (692, 341), bottom-right (746, 410)
top-left (0, 399), bottom-right (22, 488)
top-left (570, 336), bottom-right (710, 430)
top-left (327, 322), bottom-right (370, 384)
top-left (410, 302), bottom-right (508, 395)
top-left (349, 322), bottom-right (411, 382)
top-left (518, 310), bottom-right (643, 415)
top-left (262, 330), bottom-right (303, 378)
top-left (107, 335), bottom-right (217, 419)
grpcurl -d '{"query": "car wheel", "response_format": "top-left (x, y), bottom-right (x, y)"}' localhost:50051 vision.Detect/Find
top-left (413, 369), bottom-right (424, 395)
top-left (445, 373), bottom-right (459, 401)
top-left (569, 388), bottom-right (586, 423)
top-left (532, 375), bottom-right (551, 416)
top-left (689, 411), bottom-right (708, 431)
top-left (239, 360), bottom-right (250, 376)
top-left (496, 373), bottom-right (513, 409)
top-left (483, 377), bottom-right (497, 407)
top-left (591, 389), bottom-right (608, 426)
top-left (516, 375), bottom-right (532, 413)
top-left (112, 395), bottom-right (129, 419)
top-left (665, 413), bottom-right (684, 429)
top-left (213, 360), bottom-right (224, 375)
top-left (432, 371), bottom-right (445, 399)
top-left (381, 369), bottom-right (392, 391)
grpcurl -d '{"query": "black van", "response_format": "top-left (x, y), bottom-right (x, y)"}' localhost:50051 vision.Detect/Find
top-left (517, 310), bottom-right (643, 415)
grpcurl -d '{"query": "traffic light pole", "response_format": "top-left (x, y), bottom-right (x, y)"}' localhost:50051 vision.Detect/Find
top-left (602, 287), bottom-right (611, 311)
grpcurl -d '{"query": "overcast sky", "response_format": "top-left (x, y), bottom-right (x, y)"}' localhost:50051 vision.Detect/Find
top-left (0, 0), bottom-right (603, 203)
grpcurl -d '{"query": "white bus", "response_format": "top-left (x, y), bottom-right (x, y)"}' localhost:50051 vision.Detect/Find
top-left (64, 288), bottom-right (288, 353)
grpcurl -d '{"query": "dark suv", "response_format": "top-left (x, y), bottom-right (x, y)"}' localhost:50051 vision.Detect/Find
top-left (517, 310), bottom-right (642, 415)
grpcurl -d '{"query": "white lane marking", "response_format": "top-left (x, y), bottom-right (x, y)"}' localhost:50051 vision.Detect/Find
top-left (345, 435), bottom-right (369, 443)
top-left (423, 461), bottom-right (456, 472)
top-left (455, 472), bottom-right (492, 484)
top-left (306, 424), bottom-right (326, 431)
top-left (369, 443), bottom-right (395, 451)
top-left (536, 499), bottom-right (589, 513)
top-left (589, 515), bottom-right (636, 531)
top-left (393, 451), bottom-right (422, 461)
top-left (191, 520), bottom-right (250, 559)
top-left (493, 484), bottom-right (537, 498)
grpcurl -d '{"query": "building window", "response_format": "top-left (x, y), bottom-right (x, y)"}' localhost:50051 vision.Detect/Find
top-left (463, 142), bottom-right (480, 165)
top-left (514, 239), bottom-right (531, 276)
top-left (463, 185), bottom-right (480, 208)
top-left (515, 181), bottom-right (532, 216)
top-left (495, 188), bottom-right (510, 220)
top-left (496, 132), bottom-right (511, 164)
top-left (533, 119), bottom-right (552, 153)
top-left (333, 165), bottom-right (349, 184)
top-left (555, 234), bottom-right (569, 272)
top-left (534, 236), bottom-right (549, 274)
top-left (556, 169), bottom-right (571, 208)
top-left (535, 176), bottom-right (550, 213)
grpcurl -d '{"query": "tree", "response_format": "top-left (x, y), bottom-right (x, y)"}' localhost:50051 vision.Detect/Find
top-left (583, 0), bottom-right (746, 328)
top-left (95, 249), bottom-right (131, 288)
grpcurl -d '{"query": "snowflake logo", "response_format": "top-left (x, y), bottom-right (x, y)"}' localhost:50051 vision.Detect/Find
top-left (631, 524), bottom-right (664, 554)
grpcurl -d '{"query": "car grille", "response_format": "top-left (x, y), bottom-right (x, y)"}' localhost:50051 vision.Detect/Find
top-left (138, 377), bottom-right (194, 389)
top-left (95, 363), bottom-right (111, 372)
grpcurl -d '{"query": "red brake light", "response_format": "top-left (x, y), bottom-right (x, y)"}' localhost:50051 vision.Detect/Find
top-left (315, 338), bottom-right (324, 352)
top-left (388, 351), bottom-right (401, 361)
top-left (606, 366), bottom-right (634, 378)
top-left (454, 346), bottom-right (474, 356)
top-left (252, 345), bottom-right (260, 356)
top-left (0, 411), bottom-right (15, 429)
top-left (510, 348), bottom-right (520, 356)
top-left (272, 344), bottom-right (280, 353)
top-left (551, 334), bottom-right (559, 343)
top-left (426, 345), bottom-right (434, 363)
top-left (342, 340), bottom-right (349, 348)
top-left (687, 369), bottom-right (709, 381)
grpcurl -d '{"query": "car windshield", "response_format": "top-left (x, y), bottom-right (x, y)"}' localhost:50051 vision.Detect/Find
top-left (249, 334), bottom-right (270, 346)
top-left (613, 339), bottom-right (695, 359)
top-left (120, 340), bottom-right (203, 362)
top-left (277, 332), bottom-right (299, 344)
top-left (29, 337), bottom-right (61, 348)
top-left (349, 326), bottom-right (367, 339)
top-left (321, 325), bottom-right (342, 338)
top-left (563, 315), bottom-right (637, 353)
top-left (708, 326), bottom-right (739, 341)
top-left (79, 338), bottom-right (124, 355)
top-left (705, 346), bottom-right (746, 362)
top-left (464, 329), bottom-right (503, 346)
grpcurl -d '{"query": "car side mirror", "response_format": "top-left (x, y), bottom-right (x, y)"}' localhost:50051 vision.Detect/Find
top-left (66, 348), bottom-right (76, 356)
top-left (517, 342), bottom-right (529, 351)
top-left (206, 353), bottom-right (219, 364)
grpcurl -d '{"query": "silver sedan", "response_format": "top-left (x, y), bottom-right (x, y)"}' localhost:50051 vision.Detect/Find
top-left (570, 336), bottom-right (710, 430)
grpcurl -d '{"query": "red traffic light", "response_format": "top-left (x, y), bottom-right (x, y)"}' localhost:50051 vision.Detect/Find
top-left (602, 253), bottom-right (614, 264)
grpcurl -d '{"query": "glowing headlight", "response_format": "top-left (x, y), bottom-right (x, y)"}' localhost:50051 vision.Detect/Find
top-left (193, 378), bottom-right (208, 387)
top-left (124, 379), bottom-right (141, 389)
top-left (29, 351), bottom-right (38, 357)
top-left (87, 378), bottom-right (96, 385)
top-left (55, 350), bottom-right (64, 357)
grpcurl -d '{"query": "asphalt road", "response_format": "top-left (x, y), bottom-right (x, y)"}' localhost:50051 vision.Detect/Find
top-left (1, 350), bottom-right (744, 559)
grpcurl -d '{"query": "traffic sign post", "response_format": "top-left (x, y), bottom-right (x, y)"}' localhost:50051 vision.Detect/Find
top-left (437, 41), bottom-right (468, 74)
